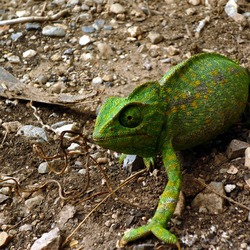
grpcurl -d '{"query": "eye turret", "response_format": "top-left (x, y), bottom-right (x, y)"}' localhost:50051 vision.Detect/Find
top-left (119, 105), bottom-right (142, 128)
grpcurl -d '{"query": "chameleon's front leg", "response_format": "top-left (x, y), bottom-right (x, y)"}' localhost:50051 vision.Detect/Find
top-left (120, 142), bottom-right (181, 249)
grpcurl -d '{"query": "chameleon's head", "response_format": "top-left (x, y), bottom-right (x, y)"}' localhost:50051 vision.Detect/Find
top-left (93, 82), bottom-right (165, 157)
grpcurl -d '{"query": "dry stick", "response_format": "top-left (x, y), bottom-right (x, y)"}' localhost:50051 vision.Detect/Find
top-left (62, 168), bottom-right (146, 247)
top-left (0, 9), bottom-right (69, 26)
top-left (195, 178), bottom-right (250, 211)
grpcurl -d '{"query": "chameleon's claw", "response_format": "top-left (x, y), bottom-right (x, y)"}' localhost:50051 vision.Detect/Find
top-left (121, 222), bottom-right (180, 249)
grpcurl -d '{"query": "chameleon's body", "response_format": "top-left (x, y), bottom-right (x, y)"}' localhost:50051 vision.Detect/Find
top-left (93, 53), bottom-right (250, 248)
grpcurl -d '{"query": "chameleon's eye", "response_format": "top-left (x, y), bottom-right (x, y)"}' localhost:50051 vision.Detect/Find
top-left (119, 105), bottom-right (142, 128)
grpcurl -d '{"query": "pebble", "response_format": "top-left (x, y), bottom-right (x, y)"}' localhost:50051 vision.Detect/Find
top-left (78, 169), bottom-right (86, 175)
top-left (67, 0), bottom-right (79, 6)
top-left (2, 121), bottom-right (22, 133)
top-left (92, 76), bottom-right (103, 86)
top-left (85, 0), bottom-right (94, 6)
top-left (38, 162), bottom-right (49, 174)
top-left (16, 10), bottom-right (30, 17)
top-left (6, 55), bottom-right (21, 63)
top-left (35, 75), bottom-right (48, 84)
top-left (42, 25), bottom-right (66, 37)
top-left (80, 52), bottom-right (94, 61)
top-left (30, 227), bottom-right (61, 250)
top-left (224, 184), bottom-right (236, 193)
top-left (226, 165), bottom-right (238, 175)
top-left (0, 232), bottom-right (11, 247)
top-left (245, 147), bottom-right (250, 169)
top-left (226, 139), bottom-right (249, 160)
top-left (185, 7), bottom-right (197, 15)
top-left (110, 3), bottom-right (126, 14)
top-left (93, 19), bottom-right (105, 30)
top-left (25, 195), bottom-right (44, 210)
top-left (96, 157), bottom-right (109, 164)
top-left (19, 224), bottom-right (32, 232)
top-left (79, 35), bottom-right (92, 46)
top-left (97, 42), bottom-right (114, 58)
top-left (53, 0), bottom-right (66, 5)
top-left (23, 49), bottom-right (37, 59)
top-left (165, 45), bottom-right (179, 56)
top-left (147, 31), bottom-right (163, 44)
top-left (188, 0), bottom-right (201, 5)
top-left (17, 125), bottom-right (48, 142)
top-left (11, 32), bottom-right (23, 41)
top-left (56, 205), bottom-right (76, 229)
top-left (50, 81), bottom-right (66, 93)
top-left (63, 48), bottom-right (73, 55)
top-left (132, 244), bottom-right (155, 250)
top-left (82, 25), bottom-right (95, 33)
top-left (192, 181), bottom-right (225, 214)
top-left (127, 26), bottom-right (142, 38)
top-left (54, 123), bottom-right (78, 136)
top-left (25, 23), bottom-right (41, 31)
top-left (81, 4), bottom-right (90, 10)
top-left (0, 194), bottom-right (9, 203)
top-left (102, 74), bottom-right (113, 82)
top-left (50, 53), bottom-right (61, 61)
top-left (67, 143), bottom-right (81, 151)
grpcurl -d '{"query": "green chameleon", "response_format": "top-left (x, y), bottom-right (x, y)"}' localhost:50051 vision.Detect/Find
top-left (93, 53), bottom-right (250, 249)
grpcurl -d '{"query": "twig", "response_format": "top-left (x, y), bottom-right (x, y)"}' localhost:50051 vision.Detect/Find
top-left (0, 9), bottom-right (69, 26)
top-left (62, 168), bottom-right (146, 247)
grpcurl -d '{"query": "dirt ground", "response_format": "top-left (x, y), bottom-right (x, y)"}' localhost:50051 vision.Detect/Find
top-left (0, 0), bottom-right (250, 249)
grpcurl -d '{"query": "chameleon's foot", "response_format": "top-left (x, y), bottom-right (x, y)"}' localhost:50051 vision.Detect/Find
top-left (119, 221), bottom-right (180, 249)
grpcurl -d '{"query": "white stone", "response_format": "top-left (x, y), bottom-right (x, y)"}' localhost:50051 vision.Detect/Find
top-left (30, 227), bottom-right (61, 250)
top-left (23, 49), bottom-right (37, 59)
top-left (224, 184), bottom-right (236, 193)
top-left (188, 0), bottom-right (201, 5)
top-left (127, 26), bottom-right (142, 37)
top-left (79, 35), bottom-right (92, 46)
top-left (245, 147), bottom-right (250, 168)
top-left (147, 31), bottom-right (163, 44)
top-left (38, 162), bottom-right (49, 174)
top-left (92, 77), bottom-right (103, 86)
top-left (110, 3), bottom-right (125, 14)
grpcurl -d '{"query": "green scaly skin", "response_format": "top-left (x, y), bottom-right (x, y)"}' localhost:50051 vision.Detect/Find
top-left (93, 53), bottom-right (250, 248)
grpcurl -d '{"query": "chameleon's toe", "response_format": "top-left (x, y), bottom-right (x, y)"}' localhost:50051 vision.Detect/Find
top-left (121, 222), bottom-right (180, 249)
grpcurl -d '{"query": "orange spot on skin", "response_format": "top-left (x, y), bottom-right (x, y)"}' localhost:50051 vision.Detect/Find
top-left (195, 93), bottom-right (201, 99)
top-left (180, 104), bottom-right (186, 110)
top-left (193, 80), bottom-right (201, 86)
top-left (191, 101), bottom-right (197, 108)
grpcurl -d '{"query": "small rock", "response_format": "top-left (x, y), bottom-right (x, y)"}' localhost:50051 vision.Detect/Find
top-left (143, 60), bottom-right (152, 70)
top-left (23, 49), bottom-right (37, 59)
top-left (53, 0), bottom-right (66, 4)
top-left (127, 26), bottom-right (142, 38)
top-left (67, 143), bottom-right (80, 151)
top-left (54, 123), bottom-right (78, 136)
top-left (35, 75), bottom-right (48, 84)
top-left (165, 45), bottom-right (179, 56)
top-left (16, 10), bottom-right (30, 17)
top-left (19, 224), bottom-right (32, 232)
top-left (93, 19), bottom-right (105, 30)
top-left (96, 42), bottom-right (114, 59)
top-left (80, 52), bottom-right (94, 61)
top-left (42, 25), bottom-right (66, 37)
top-left (92, 76), bottom-right (103, 87)
top-left (226, 139), bottom-right (249, 160)
top-left (226, 165), bottom-right (238, 175)
top-left (0, 194), bottom-right (9, 204)
top-left (2, 121), bottom-right (22, 133)
top-left (0, 232), bottom-right (11, 247)
top-left (25, 195), bottom-right (44, 210)
top-left (25, 23), bottom-right (41, 31)
top-left (67, 0), bottom-right (79, 6)
top-left (50, 81), bottom-right (66, 93)
top-left (188, 0), bottom-right (201, 5)
top-left (79, 35), bottom-right (92, 46)
top-left (17, 125), bottom-right (48, 142)
top-left (84, 0), bottom-right (94, 6)
top-left (192, 182), bottom-right (225, 214)
top-left (30, 227), bottom-right (61, 250)
top-left (63, 48), bottom-right (73, 55)
top-left (110, 3), bottom-right (126, 14)
top-left (11, 32), bottom-right (23, 41)
top-left (224, 184), bottom-right (236, 193)
top-left (38, 162), bottom-right (49, 174)
top-left (245, 147), bottom-right (250, 169)
top-left (96, 157), bottom-right (109, 164)
top-left (185, 7), bottom-right (197, 15)
top-left (56, 205), bottom-right (76, 229)
top-left (78, 169), bottom-right (86, 175)
top-left (147, 31), bottom-right (163, 44)
top-left (82, 25), bottom-right (95, 33)
top-left (102, 74), bottom-right (113, 82)
top-left (7, 55), bottom-right (21, 63)
top-left (50, 53), bottom-right (61, 61)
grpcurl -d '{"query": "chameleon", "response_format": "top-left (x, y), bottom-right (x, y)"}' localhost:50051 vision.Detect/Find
top-left (93, 53), bottom-right (250, 248)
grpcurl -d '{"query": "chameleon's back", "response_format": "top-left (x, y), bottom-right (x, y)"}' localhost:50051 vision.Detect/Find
top-left (159, 53), bottom-right (250, 150)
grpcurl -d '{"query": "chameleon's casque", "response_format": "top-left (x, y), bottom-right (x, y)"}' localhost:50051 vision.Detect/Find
top-left (93, 53), bottom-right (250, 248)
